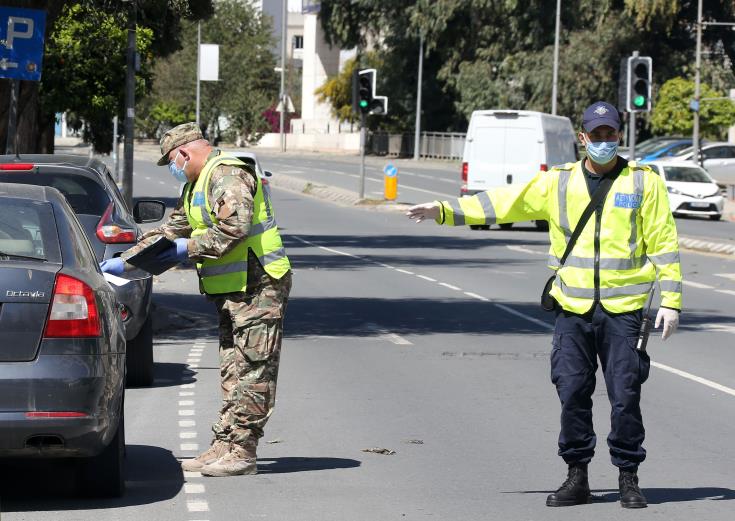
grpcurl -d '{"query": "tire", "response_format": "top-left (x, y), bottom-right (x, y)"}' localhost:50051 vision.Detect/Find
top-left (469, 225), bottom-right (490, 231)
top-left (499, 223), bottom-right (513, 230)
top-left (535, 220), bottom-right (550, 231)
top-left (80, 412), bottom-right (125, 498)
top-left (126, 315), bottom-right (154, 387)
top-left (710, 214), bottom-right (722, 221)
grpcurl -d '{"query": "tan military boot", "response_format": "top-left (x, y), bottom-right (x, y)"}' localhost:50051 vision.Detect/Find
top-left (200, 444), bottom-right (257, 477)
top-left (181, 440), bottom-right (229, 472)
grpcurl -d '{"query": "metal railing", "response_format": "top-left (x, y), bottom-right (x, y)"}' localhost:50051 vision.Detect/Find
top-left (367, 131), bottom-right (466, 159)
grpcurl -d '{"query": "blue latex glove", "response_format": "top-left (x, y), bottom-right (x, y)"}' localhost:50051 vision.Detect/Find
top-left (100, 257), bottom-right (125, 276)
top-left (156, 238), bottom-right (189, 264)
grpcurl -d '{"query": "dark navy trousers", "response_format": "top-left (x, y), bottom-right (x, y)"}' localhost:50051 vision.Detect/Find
top-left (551, 304), bottom-right (650, 470)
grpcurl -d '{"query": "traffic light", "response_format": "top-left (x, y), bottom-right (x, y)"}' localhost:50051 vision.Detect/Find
top-left (352, 68), bottom-right (388, 116)
top-left (627, 56), bottom-right (652, 112)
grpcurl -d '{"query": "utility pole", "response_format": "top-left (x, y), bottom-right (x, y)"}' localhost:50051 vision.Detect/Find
top-left (551, 0), bottom-right (561, 115)
top-left (359, 113), bottom-right (366, 199)
top-left (279, 0), bottom-right (287, 152)
top-left (692, 0), bottom-right (703, 164)
top-left (196, 21), bottom-right (201, 127)
top-left (413, 33), bottom-right (424, 160)
top-left (5, 80), bottom-right (19, 155)
top-left (628, 50), bottom-right (639, 160)
top-left (122, 0), bottom-right (136, 208)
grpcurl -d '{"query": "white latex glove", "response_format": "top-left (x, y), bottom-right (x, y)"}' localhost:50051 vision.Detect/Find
top-left (406, 201), bottom-right (440, 223)
top-left (655, 307), bottom-right (680, 340)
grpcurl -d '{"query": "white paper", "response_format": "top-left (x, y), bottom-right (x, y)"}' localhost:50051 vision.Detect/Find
top-left (104, 273), bottom-right (131, 287)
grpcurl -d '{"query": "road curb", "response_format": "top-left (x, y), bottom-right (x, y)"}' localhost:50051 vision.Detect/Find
top-left (679, 236), bottom-right (735, 256)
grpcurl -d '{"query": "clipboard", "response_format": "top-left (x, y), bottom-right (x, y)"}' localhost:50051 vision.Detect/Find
top-left (124, 236), bottom-right (177, 275)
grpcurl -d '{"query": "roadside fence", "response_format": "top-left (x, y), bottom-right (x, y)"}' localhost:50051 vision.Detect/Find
top-left (367, 131), bottom-right (466, 160)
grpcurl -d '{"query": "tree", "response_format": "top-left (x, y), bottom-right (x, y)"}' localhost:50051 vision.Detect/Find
top-left (0, 0), bottom-right (213, 154)
top-left (652, 77), bottom-right (735, 139)
top-left (138, 0), bottom-right (279, 144)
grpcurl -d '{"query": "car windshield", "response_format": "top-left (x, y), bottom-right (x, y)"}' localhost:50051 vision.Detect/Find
top-left (0, 197), bottom-right (61, 262)
top-left (0, 170), bottom-right (110, 216)
top-left (664, 166), bottom-right (712, 183)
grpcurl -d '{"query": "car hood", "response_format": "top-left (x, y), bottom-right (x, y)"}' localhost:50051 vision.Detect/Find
top-left (666, 181), bottom-right (720, 198)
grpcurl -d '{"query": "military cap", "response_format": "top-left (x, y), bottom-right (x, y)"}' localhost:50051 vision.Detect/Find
top-left (157, 122), bottom-right (205, 165)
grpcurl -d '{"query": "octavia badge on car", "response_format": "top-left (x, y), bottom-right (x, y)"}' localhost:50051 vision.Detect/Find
top-left (6, 290), bottom-right (45, 298)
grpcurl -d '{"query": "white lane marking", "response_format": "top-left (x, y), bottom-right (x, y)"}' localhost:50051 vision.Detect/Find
top-left (714, 273), bottom-right (735, 281)
top-left (377, 262), bottom-right (395, 269)
top-left (180, 383), bottom-right (196, 389)
top-left (189, 363), bottom-right (200, 368)
top-left (652, 362), bottom-right (735, 397)
top-left (179, 420), bottom-right (196, 427)
top-left (180, 443), bottom-right (199, 451)
top-left (507, 245), bottom-right (546, 256)
top-left (159, 180), bottom-right (165, 185)
top-left (464, 291), bottom-right (489, 302)
top-left (716, 289), bottom-right (735, 297)
top-left (696, 322), bottom-right (735, 334)
top-left (494, 303), bottom-right (554, 330)
top-left (180, 432), bottom-right (197, 439)
top-left (395, 268), bottom-right (414, 275)
top-left (417, 275), bottom-right (437, 282)
top-left (179, 400), bottom-right (195, 406)
top-left (187, 500), bottom-right (210, 512)
top-left (144, 176), bottom-right (151, 181)
top-left (179, 410), bottom-right (195, 416)
top-left (683, 280), bottom-right (714, 289)
top-left (383, 333), bottom-right (413, 345)
top-left (183, 470), bottom-right (201, 478)
top-left (179, 391), bottom-right (195, 397)
top-left (184, 483), bottom-right (206, 494)
top-left (187, 358), bottom-right (201, 363)
top-left (438, 282), bottom-right (461, 291)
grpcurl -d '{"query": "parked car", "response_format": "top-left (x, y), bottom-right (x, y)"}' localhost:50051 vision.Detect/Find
top-left (0, 183), bottom-right (126, 497)
top-left (0, 155), bottom-right (165, 386)
top-left (224, 149), bottom-right (274, 186)
top-left (668, 142), bottom-right (735, 181)
top-left (460, 110), bottom-right (577, 230)
top-left (619, 136), bottom-right (686, 160)
top-left (637, 139), bottom-right (696, 164)
top-left (646, 160), bottom-right (725, 220)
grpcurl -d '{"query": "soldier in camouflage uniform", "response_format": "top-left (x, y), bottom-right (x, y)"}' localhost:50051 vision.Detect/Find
top-left (108, 123), bottom-right (292, 477)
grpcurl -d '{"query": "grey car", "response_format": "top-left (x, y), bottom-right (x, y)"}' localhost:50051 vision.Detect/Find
top-left (0, 155), bottom-right (165, 386)
top-left (0, 183), bottom-right (126, 497)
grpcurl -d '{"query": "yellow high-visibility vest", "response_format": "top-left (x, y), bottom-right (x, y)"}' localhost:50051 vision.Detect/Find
top-left (437, 160), bottom-right (682, 314)
top-left (183, 154), bottom-right (290, 294)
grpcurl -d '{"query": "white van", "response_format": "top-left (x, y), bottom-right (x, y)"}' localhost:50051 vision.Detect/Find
top-left (460, 110), bottom-right (577, 229)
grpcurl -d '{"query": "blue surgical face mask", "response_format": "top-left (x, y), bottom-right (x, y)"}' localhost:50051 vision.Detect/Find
top-left (168, 151), bottom-right (188, 183)
top-left (585, 138), bottom-right (618, 165)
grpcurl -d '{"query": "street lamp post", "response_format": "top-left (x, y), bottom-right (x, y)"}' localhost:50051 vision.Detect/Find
top-left (279, 0), bottom-right (287, 152)
top-left (551, 0), bottom-right (561, 115)
top-left (413, 33), bottom-right (424, 160)
top-left (692, 0), bottom-right (703, 163)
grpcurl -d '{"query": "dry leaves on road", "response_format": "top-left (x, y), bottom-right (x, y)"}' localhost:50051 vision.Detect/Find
top-left (362, 447), bottom-right (396, 455)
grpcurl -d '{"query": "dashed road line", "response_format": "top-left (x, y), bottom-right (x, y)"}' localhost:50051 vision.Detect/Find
top-left (179, 420), bottom-right (196, 427)
top-left (186, 500), bottom-right (210, 512)
top-left (716, 289), bottom-right (735, 297)
top-left (651, 361), bottom-right (735, 397)
top-left (438, 282), bottom-right (461, 291)
top-left (180, 432), bottom-right (197, 439)
top-left (395, 268), bottom-right (414, 275)
top-left (179, 400), bottom-right (195, 406)
top-left (179, 391), bottom-right (195, 397)
top-left (507, 245), bottom-right (546, 256)
top-left (179, 410), bottom-right (195, 416)
top-left (185, 483), bottom-right (206, 494)
top-left (180, 443), bottom-right (199, 451)
top-left (683, 280), bottom-right (714, 289)
top-left (464, 291), bottom-right (489, 302)
top-left (417, 275), bottom-right (437, 282)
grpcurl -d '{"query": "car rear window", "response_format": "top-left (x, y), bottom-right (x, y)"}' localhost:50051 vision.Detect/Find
top-left (0, 197), bottom-right (61, 263)
top-left (0, 170), bottom-right (110, 216)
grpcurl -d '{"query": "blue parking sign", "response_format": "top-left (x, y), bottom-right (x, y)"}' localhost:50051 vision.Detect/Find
top-left (0, 7), bottom-right (46, 81)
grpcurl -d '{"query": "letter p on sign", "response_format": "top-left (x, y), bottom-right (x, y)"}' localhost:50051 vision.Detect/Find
top-left (5, 16), bottom-right (33, 50)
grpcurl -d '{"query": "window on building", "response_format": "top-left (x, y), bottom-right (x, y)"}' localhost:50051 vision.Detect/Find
top-left (292, 35), bottom-right (303, 50)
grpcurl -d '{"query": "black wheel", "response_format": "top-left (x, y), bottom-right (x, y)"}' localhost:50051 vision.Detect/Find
top-left (534, 220), bottom-right (549, 231)
top-left (80, 412), bottom-right (125, 498)
top-left (710, 214), bottom-right (722, 221)
top-left (469, 225), bottom-right (490, 231)
top-left (126, 315), bottom-right (154, 387)
top-left (499, 223), bottom-right (513, 230)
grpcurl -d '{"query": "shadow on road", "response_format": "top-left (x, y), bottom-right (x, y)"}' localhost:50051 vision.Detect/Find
top-left (257, 456), bottom-right (361, 474)
top-left (285, 298), bottom-right (552, 338)
top-left (507, 486), bottom-right (735, 504)
top-left (0, 444), bottom-right (183, 511)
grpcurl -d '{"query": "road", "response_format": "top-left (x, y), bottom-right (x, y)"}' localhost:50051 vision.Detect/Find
top-left (3, 150), bottom-right (735, 520)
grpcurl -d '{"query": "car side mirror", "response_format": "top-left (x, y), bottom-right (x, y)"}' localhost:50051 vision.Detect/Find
top-left (133, 200), bottom-right (166, 223)
top-left (263, 170), bottom-right (273, 178)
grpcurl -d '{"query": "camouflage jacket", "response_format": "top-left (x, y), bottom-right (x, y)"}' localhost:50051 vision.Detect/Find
top-left (122, 149), bottom-right (266, 279)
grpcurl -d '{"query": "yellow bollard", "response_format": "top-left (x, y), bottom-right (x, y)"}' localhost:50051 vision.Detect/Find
top-left (384, 164), bottom-right (398, 200)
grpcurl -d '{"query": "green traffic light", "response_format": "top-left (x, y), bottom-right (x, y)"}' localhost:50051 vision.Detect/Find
top-left (633, 95), bottom-right (646, 107)
top-left (359, 100), bottom-right (369, 108)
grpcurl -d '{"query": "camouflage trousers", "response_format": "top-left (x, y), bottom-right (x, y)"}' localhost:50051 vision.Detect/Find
top-left (210, 271), bottom-right (292, 454)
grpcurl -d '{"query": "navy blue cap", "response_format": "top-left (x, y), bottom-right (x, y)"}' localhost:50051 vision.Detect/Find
top-left (582, 101), bottom-right (620, 132)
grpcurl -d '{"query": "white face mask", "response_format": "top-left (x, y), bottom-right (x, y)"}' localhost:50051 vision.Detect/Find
top-left (168, 151), bottom-right (188, 182)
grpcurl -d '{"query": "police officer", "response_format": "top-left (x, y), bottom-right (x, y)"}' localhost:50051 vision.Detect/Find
top-left (406, 102), bottom-right (681, 508)
top-left (101, 123), bottom-right (292, 477)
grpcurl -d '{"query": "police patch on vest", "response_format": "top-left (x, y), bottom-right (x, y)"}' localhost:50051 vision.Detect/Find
top-left (192, 192), bottom-right (205, 206)
top-left (614, 193), bottom-right (642, 209)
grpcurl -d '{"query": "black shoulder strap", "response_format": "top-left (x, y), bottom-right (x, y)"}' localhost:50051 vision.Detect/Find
top-left (558, 163), bottom-right (623, 267)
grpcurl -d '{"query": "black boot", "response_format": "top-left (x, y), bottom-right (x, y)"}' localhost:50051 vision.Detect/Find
top-left (619, 470), bottom-right (647, 508)
top-left (546, 463), bottom-right (592, 507)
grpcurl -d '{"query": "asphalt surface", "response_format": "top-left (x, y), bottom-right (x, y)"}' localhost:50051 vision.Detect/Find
top-left (3, 147), bottom-right (735, 520)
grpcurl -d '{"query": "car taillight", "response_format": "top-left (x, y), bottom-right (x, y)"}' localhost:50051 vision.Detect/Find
top-left (43, 274), bottom-right (101, 338)
top-left (461, 162), bottom-right (468, 182)
top-left (96, 202), bottom-right (136, 243)
top-left (540, 164), bottom-right (548, 172)
top-left (26, 411), bottom-right (89, 418)
top-left (0, 163), bottom-right (34, 170)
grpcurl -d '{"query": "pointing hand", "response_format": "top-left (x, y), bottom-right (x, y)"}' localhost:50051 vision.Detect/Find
top-left (406, 202), bottom-right (440, 223)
